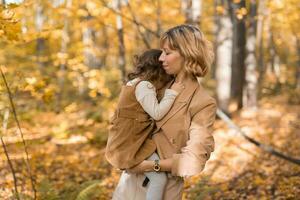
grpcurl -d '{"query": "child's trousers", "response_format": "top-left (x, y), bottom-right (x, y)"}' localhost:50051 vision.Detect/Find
top-left (144, 152), bottom-right (167, 200)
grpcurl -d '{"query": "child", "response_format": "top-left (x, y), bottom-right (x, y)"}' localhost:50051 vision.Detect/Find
top-left (105, 49), bottom-right (183, 200)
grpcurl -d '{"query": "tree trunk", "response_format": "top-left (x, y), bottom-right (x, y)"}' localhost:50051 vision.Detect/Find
top-left (244, 0), bottom-right (257, 109)
top-left (268, 31), bottom-right (281, 90)
top-left (116, 0), bottom-right (126, 83)
top-left (57, 0), bottom-right (72, 110)
top-left (256, 0), bottom-right (266, 96)
top-left (156, 0), bottom-right (162, 37)
top-left (82, 14), bottom-right (101, 69)
top-left (82, 26), bottom-right (93, 67)
top-left (36, 3), bottom-right (45, 70)
top-left (296, 38), bottom-right (300, 90)
top-left (182, 0), bottom-right (202, 26)
top-left (100, 27), bottom-right (109, 67)
top-left (21, 16), bottom-right (27, 34)
top-left (228, 0), bottom-right (246, 110)
top-left (211, 0), bottom-right (218, 79)
top-left (215, 0), bottom-right (233, 114)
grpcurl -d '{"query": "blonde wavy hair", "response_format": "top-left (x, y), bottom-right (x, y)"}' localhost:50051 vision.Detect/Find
top-left (160, 24), bottom-right (214, 77)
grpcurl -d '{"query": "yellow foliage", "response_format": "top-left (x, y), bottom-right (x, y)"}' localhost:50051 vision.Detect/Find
top-left (235, 7), bottom-right (247, 20)
top-left (216, 6), bottom-right (225, 15)
top-left (25, 77), bottom-right (37, 85)
top-left (1, 9), bottom-right (14, 20)
top-left (64, 102), bottom-right (78, 113)
top-left (42, 85), bottom-right (56, 103)
top-left (0, 7), bottom-right (21, 41)
top-left (77, 8), bottom-right (89, 17)
top-left (51, 121), bottom-right (70, 139)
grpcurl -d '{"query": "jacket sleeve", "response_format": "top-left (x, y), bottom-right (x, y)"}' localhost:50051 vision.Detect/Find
top-left (171, 99), bottom-right (216, 177)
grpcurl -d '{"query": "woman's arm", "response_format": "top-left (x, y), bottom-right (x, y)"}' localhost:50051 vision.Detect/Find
top-left (170, 99), bottom-right (216, 177)
top-left (126, 158), bottom-right (173, 173)
top-left (128, 99), bottom-right (216, 177)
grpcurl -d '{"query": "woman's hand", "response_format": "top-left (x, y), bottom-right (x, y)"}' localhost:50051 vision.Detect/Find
top-left (126, 160), bottom-right (153, 174)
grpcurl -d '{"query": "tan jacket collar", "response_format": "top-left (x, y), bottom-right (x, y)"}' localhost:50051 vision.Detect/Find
top-left (156, 77), bottom-right (199, 129)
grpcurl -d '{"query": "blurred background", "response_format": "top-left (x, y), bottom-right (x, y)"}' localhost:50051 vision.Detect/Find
top-left (0, 0), bottom-right (299, 199)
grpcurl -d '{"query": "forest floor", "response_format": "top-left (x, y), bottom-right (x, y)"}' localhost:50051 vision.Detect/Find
top-left (0, 93), bottom-right (299, 200)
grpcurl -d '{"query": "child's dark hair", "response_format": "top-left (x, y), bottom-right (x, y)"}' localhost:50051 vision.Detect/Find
top-left (128, 49), bottom-right (173, 85)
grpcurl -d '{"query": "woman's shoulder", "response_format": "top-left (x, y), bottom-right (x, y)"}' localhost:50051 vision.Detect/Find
top-left (188, 85), bottom-right (216, 117)
top-left (191, 81), bottom-right (216, 108)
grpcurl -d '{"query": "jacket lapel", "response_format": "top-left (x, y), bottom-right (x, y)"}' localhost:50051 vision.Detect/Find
top-left (155, 77), bottom-right (199, 130)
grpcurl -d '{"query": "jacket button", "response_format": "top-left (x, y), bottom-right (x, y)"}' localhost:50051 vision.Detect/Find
top-left (170, 138), bottom-right (175, 144)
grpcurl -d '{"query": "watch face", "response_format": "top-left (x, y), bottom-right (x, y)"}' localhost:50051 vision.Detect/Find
top-left (153, 160), bottom-right (160, 171)
top-left (154, 165), bottom-right (160, 171)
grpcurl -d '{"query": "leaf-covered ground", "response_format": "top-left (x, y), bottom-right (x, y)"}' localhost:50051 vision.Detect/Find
top-left (0, 94), bottom-right (299, 199)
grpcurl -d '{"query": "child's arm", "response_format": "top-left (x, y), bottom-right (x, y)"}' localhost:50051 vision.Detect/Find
top-left (135, 81), bottom-right (183, 120)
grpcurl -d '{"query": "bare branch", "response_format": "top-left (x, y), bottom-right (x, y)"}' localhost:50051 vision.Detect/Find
top-left (1, 109), bottom-right (20, 200)
top-left (217, 108), bottom-right (300, 165)
top-left (126, 1), bottom-right (151, 48)
top-left (99, 0), bottom-right (160, 38)
top-left (0, 67), bottom-right (37, 199)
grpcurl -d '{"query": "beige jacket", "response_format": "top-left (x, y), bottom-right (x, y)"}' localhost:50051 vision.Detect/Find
top-left (154, 77), bottom-right (216, 177)
top-left (112, 77), bottom-right (217, 199)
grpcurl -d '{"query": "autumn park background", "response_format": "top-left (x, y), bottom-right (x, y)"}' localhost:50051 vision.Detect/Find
top-left (0, 0), bottom-right (299, 199)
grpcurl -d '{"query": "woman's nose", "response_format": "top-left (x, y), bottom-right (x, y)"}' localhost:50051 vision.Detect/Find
top-left (159, 53), bottom-right (165, 62)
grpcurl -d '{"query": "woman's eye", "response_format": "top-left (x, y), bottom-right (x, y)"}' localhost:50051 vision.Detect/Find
top-left (166, 52), bottom-right (171, 55)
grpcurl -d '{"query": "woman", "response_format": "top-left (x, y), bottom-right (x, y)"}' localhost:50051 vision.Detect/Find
top-left (112, 24), bottom-right (217, 200)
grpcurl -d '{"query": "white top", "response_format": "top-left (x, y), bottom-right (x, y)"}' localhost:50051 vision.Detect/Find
top-left (126, 78), bottom-right (178, 120)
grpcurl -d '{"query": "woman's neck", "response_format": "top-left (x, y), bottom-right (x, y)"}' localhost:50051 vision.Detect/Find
top-left (175, 70), bottom-right (187, 83)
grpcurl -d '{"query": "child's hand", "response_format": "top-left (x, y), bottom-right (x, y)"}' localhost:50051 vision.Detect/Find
top-left (171, 82), bottom-right (184, 93)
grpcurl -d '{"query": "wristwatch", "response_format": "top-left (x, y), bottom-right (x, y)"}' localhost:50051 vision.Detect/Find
top-left (153, 159), bottom-right (161, 172)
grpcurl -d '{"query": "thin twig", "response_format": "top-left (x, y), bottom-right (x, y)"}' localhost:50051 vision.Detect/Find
top-left (126, 1), bottom-right (151, 48)
top-left (0, 67), bottom-right (37, 199)
top-left (99, 0), bottom-right (160, 38)
top-left (217, 108), bottom-right (300, 165)
top-left (1, 109), bottom-right (20, 200)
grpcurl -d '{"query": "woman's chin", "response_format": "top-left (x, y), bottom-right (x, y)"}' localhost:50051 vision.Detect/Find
top-left (164, 70), bottom-right (173, 75)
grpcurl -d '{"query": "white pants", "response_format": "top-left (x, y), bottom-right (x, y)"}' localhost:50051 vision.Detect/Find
top-left (112, 171), bottom-right (184, 200)
top-left (145, 152), bottom-right (167, 200)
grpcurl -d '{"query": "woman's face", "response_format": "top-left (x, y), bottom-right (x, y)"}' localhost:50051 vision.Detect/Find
top-left (159, 41), bottom-right (184, 76)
